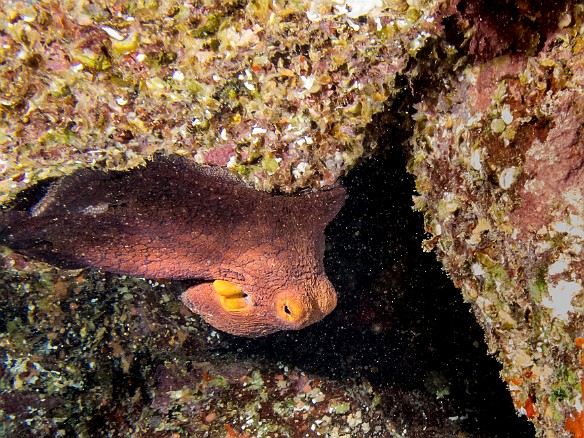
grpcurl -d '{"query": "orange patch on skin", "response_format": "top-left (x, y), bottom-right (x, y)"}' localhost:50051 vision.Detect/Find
top-left (223, 424), bottom-right (250, 438)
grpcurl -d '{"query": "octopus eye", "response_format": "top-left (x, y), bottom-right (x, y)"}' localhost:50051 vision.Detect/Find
top-left (277, 298), bottom-right (305, 323)
top-left (213, 280), bottom-right (251, 312)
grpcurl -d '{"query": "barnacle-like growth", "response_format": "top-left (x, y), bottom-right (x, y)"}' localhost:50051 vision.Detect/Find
top-left (409, 2), bottom-right (584, 434)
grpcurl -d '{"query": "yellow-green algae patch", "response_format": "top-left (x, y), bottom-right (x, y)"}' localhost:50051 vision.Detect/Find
top-left (0, 0), bottom-right (439, 202)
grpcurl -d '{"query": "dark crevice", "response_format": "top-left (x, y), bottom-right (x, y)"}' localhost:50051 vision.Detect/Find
top-left (214, 143), bottom-right (535, 436)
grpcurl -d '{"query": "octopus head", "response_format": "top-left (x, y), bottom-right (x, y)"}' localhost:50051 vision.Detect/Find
top-left (180, 276), bottom-right (337, 337)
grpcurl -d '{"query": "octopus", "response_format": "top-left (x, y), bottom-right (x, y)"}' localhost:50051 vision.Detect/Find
top-left (0, 155), bottom-right (346, 337)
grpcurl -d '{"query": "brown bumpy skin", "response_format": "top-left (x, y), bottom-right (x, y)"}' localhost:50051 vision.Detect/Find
top-left (0, 155), bottom-right (346, 337)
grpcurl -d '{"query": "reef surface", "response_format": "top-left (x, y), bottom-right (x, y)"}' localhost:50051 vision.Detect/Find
top-left (409, 1), bottom-right (584, 435)
top-left (1, 0), bottom-right (584, 436)
top-left (0, 0), bottom-right (430, 199)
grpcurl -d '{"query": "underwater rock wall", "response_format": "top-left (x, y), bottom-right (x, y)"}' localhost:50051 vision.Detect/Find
top-left (0, 0), bottom-right (437, 199)
top-left (410, 1), bottom-right (584, 435)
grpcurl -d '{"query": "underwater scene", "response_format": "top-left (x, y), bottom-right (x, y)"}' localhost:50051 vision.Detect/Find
top-left (1, 0), bottom-right (583, 436)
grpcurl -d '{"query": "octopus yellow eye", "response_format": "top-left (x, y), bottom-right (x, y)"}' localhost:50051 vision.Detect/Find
top-left (277, 298), bottom-right (304, 323)
top-left (213, 280), bottom-right (243, 297)
top-left (213, 280), bottom-right (250, 312)
top-left (219, 295), bottom-right (250, 311)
